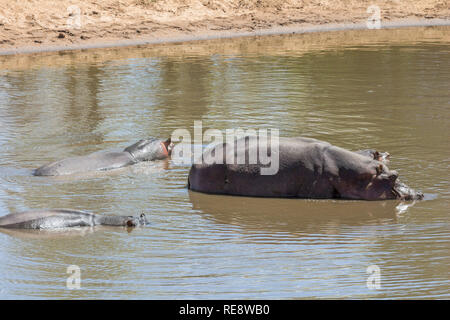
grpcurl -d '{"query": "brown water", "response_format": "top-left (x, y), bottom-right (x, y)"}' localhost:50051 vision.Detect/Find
top-left (0, 27), bottom-right (449, 299)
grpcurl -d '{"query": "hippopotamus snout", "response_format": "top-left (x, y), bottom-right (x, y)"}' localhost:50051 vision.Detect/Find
top-left (125, 213), bottom-right (148, 227)
top-left (393, 180), bottom-right (424, 201)
top-left (371, 166), bottom-right (423, 201)
top-left (124, 138), bottom-right (173, 161)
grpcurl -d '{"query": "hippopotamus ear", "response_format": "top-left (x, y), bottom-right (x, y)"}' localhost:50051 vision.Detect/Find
top-left (139, 213), bottom-right (148, 225)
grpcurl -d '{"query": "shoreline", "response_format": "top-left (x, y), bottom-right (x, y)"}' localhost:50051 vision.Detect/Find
top-left (1, 18), bottom-right (449, 56)
top-left (1, 0), bottom-right (449, 56)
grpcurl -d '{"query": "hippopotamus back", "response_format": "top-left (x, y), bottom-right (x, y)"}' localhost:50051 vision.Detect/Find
top-left (33, 152), bottom-right (134, 176)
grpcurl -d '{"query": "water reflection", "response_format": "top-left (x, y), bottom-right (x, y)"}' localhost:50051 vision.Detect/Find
top-left (0, 226), bottom-right (97, 239)
top-left (189, 190), bottom-right (402, 236)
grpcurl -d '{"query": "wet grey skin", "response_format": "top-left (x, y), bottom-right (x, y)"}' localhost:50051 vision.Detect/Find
top-left (33, 138), bottom-right (173, 176)
top-left (188, 136), bottom-right (424, 201)
top-left (355, 149), bottom-right (390, 164)
top-left (0, 209), bottom-right (149, 229)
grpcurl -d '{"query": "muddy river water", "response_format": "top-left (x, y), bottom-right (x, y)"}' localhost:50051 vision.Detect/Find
top-left (0, 27), bottom-right (448, 299)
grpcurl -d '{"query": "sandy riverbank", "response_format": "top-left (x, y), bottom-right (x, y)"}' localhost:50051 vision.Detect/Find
top-left (0, 0), bottom-right (449, 55)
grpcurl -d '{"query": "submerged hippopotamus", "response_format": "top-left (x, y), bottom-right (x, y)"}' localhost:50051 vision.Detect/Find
top-left (188, 136), bottom-right (423, 201)
top-left (33, 138), bottom-right (173, 176)
top-left (0, 209), bottom-right (148, 229)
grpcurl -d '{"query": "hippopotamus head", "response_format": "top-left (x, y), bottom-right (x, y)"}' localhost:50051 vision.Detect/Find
top-left (124, 138), bottom-right (173, 161)
top-left (125, 213), bottom-right (149, 227)
top-left (371, 164), bottom-right (423, 201)
top-left (337, 162), bottom-right (423, 201)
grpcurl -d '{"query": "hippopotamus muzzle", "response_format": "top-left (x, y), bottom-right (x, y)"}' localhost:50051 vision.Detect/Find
top-left (365, 166), bottom-right (423, 201)
top-left (125, 213), bottom-right (149, 227)
top-left (392, 180), bottom-right (424, 201)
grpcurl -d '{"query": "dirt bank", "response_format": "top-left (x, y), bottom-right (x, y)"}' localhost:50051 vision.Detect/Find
top-left (0, 0), bottom-right (449, 55)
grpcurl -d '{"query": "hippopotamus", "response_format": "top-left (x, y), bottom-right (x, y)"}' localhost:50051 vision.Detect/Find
top-left (33, 138), bottom-right (173, 176)
top-left (188, 136), bottom-right (423, 201)
top-left (0, 209), bottom-right (148, 229)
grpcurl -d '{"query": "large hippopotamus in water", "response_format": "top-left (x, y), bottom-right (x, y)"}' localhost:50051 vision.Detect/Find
top-left (0, 209), bottom-right (148, 229)
top-left (188, 136), bottom-right (423, 201)
top-left (33, 138), bottom-right (173, 176)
